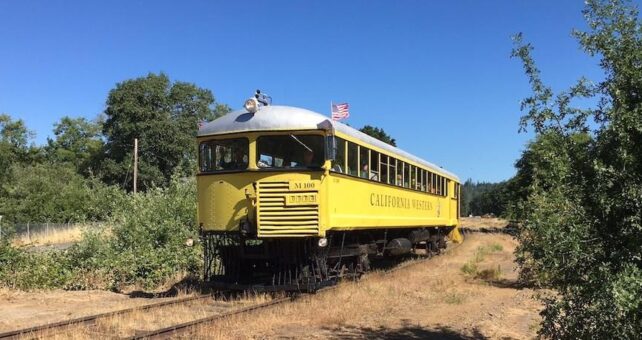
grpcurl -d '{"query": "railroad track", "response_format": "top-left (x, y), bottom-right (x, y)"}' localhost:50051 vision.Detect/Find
top-left (0, 294), bottom-right (215, 340)
top-left (2, 227), bottom-right (508, 340)
top-left (126, 242), bottom-right (469, 340)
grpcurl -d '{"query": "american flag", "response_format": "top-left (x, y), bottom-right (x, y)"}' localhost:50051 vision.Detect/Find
top-left (331, 103), bottom-right (350, 121)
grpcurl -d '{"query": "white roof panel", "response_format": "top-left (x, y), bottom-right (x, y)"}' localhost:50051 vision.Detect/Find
top-left (198, 105), bottom-right (459, 181)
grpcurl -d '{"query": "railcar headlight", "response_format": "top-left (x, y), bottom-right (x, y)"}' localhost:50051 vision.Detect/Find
top-left (318, 237), bottom-right (328, 247)
top-left (244, 97), bottom-right (259, 113)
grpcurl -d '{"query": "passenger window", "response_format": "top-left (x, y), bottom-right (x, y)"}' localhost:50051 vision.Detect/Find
top-left (380, 155), bottom-right (389, 184)
top-left (370, 151), bottom-right (380, 181)
top-left (390, 159), bottom-right (398, 186)
top-left (402, 163), bottom-right (408, 188)
top-left (437, 176), bottom-right (442, 195)
top-left (199, 138), bottom-right (248, 172)
top-left (445, 178), bottom-right (449, 196)
top-left (426, 171), bottom-right (430, 192)
top-left (359, 146), bottom-right (369, 179)
top-left (347, 142), bottom-right (358, 176)
top-left (412, 166), bottom-right (418, 190)
top-left (429, 172), bottom-right (435, 193)
top-left (331, 137), bottom-right (346, 173)
top-left (420, 169), bottom-right (425, 191)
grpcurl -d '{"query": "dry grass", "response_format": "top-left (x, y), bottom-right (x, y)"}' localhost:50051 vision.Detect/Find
top-left (12, 224), bottom-right (111, 247)
top-left (25, 292), bottom-right (277, 339)
top-left (191, 234), bottom-right (542, 339)
top-left (3, 234), bottom-right (541, 340)
top-left (459, 217), bottom-right (510, 229)
top-left (461, 243), bottom-right (505, 282)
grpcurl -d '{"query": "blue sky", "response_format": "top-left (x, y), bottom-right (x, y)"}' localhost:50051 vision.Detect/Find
top-left (0, 0), bottom-right (626, 182)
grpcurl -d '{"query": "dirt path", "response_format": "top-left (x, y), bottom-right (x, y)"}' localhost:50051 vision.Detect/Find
top-left (194, 233), bottom-right (542, 339)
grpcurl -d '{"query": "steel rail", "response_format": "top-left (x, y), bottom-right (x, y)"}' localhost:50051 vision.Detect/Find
top-left (2, 228), bottom-right (501, 340)
top-left (125, 240), bottom-right (469, 340)
top-left (0, 294), bottom-right (212, 340)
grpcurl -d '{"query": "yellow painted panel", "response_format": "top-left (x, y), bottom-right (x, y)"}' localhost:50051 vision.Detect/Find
top-left (323, 173), bottom-right (456, 233)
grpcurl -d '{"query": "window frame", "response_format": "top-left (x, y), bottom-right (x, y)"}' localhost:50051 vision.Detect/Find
top-left (199, 137), bottom-right (250, 173)
top-left (255, 133), bottom-right (325, 170)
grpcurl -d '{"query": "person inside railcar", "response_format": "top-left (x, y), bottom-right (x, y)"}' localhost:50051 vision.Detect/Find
top-left (360, 162), bottom-right (369, 178)
top-left (222, 146), bottom-right (247, 170)
top-left (303, 149), bottom-right (315, 166)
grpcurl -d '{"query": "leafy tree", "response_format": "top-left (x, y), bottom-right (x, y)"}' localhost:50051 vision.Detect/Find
top-left (359, 125), bottom-right (397, 146)
top-left (0, 114), bottom-right (31, 171)
top-left (0, 114), bottom-right (42, 189)
top-left (99, 73), bottom-right (230, 191)
top-left (45, 116), bottom-right (104, 173)
top-left (0, 163), bottom-right (125, 223)
top-left (461, 180), bottom-right (510, 217)
top-left (512, 0), bottom-right (642, 338)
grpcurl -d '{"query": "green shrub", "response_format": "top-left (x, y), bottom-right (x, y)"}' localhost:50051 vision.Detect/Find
top-left (460, 262), bottom-right (478, 276)
top-left (0, 176), bottom-right (202, 292)
top-left (101, 176), bottom-right (201, 290)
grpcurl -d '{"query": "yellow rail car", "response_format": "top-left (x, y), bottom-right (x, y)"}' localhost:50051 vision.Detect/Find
top-left (197, 94), bottom-right (461, 290)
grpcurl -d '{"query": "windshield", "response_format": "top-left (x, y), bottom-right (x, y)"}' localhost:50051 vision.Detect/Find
top-left (199, 138), bottom-right (248, 172)
top-left (257, 134), bottom-right (324, 169)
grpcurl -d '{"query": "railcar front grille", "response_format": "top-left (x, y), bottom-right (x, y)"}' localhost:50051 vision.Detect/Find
top-left (256, 181), bottom-right (319, 237)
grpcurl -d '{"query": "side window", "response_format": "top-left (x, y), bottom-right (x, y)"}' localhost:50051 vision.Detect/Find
top-left (390, 158), bottom-right (399, 186)
top-left (429, 172), bottom-right (435, 194)
top-left (381, 154), bottom-right (389, 184)
top-left (403, 164), bottom-right (410, 188)
top-left (199, 138), bottom-right (248, 172)
top-left (399, 161), bottom-right (406, 187)
top-left (437, 176), bottom-right (443, 195)
top-left (420, 169), bottom-right (426, 192)
top-left (414, 166), bottom-right (419, 190)
top-left (359, 146), bottom-right (369, 179)
top-left (331, 137), bottom-right (346, 173)
top-left (347, 142), bottom-right (358, 176)
top-left (370, 151), bottom-right (380, 181)
top-left (444, 179), bottom-right (450, 196)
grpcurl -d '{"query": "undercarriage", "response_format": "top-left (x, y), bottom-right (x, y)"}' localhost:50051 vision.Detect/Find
top-left (202, 227), bottom-right (452, 292)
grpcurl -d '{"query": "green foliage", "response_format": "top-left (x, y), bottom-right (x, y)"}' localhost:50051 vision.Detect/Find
top-left (0, 163), bottom-right (125, 224)
top-left (460, 244), bottom-right (503, 280)
top-left (461, 180), bottom-right (510, 216)
top-left (0, 114), bottom-right (34, 187)
top-left (359, 125), bottom-right (397, 146)
top-left (0, 72), bottom-right (231, 291)
top-left (460, 261), bottom-right (478, 276)
top-left (512, 0), bottom-right (642, 338)
top-left (0, 177), bottom-right (201, 291)
top-left (101, 176), bottom-right (200, 289)
top-left (100, 73), bottom-right (230, 191)
top-left (45, 116), bottom-right (104, 173)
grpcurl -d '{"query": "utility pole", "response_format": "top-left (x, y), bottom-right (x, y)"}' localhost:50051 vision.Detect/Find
top-left (133, 138), bottom-right (138, 194)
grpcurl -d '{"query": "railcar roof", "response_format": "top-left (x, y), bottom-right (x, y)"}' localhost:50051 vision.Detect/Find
top-left (198, 105), bottom-right (459, 181)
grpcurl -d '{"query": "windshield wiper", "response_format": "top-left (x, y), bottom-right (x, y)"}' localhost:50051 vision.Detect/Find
top-left (289, 134), bottom-right (313, 152)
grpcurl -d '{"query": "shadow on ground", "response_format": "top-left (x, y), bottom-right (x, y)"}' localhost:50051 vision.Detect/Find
top-left (324, 324), bottom-right (487, 340)
top-left (127, 276), bottom-right (205, 298)
top-left (486, 278), bottom-right (532, 290)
